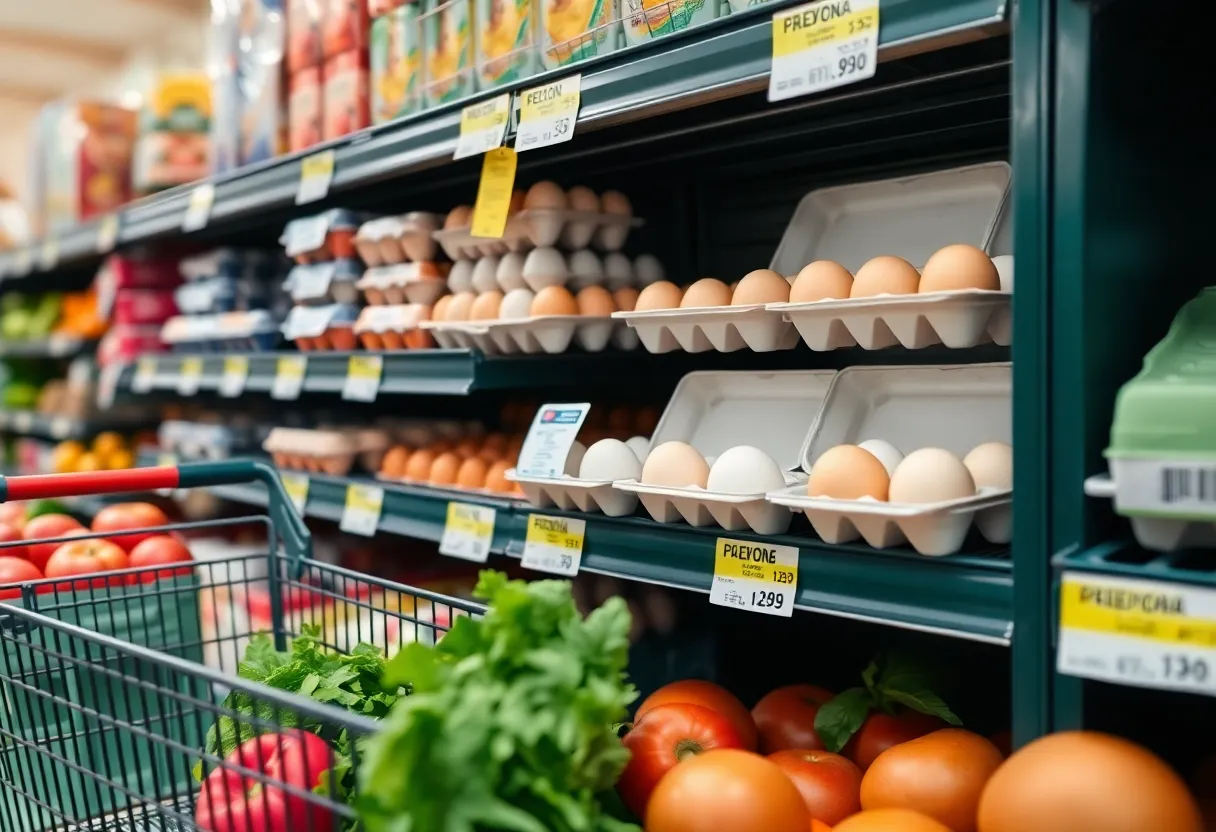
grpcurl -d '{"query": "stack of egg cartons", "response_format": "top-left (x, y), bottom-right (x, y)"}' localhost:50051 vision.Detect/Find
top-left (279, 208), bottom-right (373, 351)
top-left (351, 212), bottom-right (447, 350)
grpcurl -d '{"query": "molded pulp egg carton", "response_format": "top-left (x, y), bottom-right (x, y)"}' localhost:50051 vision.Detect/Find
top-left (357, 262), bottom-right (449, 305)
top-left (767, 162), bottom-right (1014, 351)
top-left (159, 419), bottom-right (263, 460)
top-left (422, 316), bottom-right (628, 355)
top-left (609, 370), bottom-right (835, 532)
top-left (433, 210), bottom-right (644, 260)
top-left (766, 363), bottom-right (1012, 555)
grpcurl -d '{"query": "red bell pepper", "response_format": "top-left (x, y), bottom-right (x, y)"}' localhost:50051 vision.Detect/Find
top-left (195, 730), bottom-right (335, 832)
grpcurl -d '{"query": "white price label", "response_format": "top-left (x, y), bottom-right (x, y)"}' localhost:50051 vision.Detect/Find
top-left (177, 356), bottom-right (205, 396)
top-left (768, 0), bottom-right (879, 103)
top-left (439, 503), bottom-right (497, 562)
top-left (97, 214), bottom-right (121, 253)
top-left (271, 356), bottom-right (308, 400)
top-left (281, 472), bottom-right (311, 516)
top-left (520, 514), bottom-right (584, 576)
top-left (219, 356), bottom-right (250, 398)
top-left (96, 363), bottom-right (122, 410)
top-left (515, 75), bottom-right (581, 152)
top-left (131, 357), bottom-right (158, 392)
top-left (342, 355), bottom-right (383, 402)
top-left (454, 94), bottom-right (512, 160)
top-left (340, 484), bottom-right (384, 537)
top-left (284, 216), bottom-right (330, 258)
top-left (289, 263), bottom-right (337, 302)
top-left (1058, 572), bottom-right (1216, 696)
top-left (515, 403), bottom-right (590, 479)
top-left (182, 183), bottom-right (216, 232)
top-left (296, 150), bottom-right (336, 205)
top-left (709, 538), bottom-right (799, 617)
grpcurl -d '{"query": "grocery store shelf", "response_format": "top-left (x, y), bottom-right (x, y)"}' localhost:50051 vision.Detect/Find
top-left (0, 410), bottom-right (152, 442)
top-left (1055, 540), bottom-right (1216, 589)
top-left (0, 0), bottom-right (1006, 281)
top-left (0, 336), bottom-right (97, 358)
top-left (152, 452), bottom-right (1013, 644)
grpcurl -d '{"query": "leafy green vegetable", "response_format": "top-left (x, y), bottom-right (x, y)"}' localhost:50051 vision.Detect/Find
top-left (358, 570), bottom-right (640, 832)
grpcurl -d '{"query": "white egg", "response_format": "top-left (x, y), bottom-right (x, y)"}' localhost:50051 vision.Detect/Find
top-left (579, 438), bottom-right (642, 481)
top-left (889, 448), bottom-right (976, 503)
top-left (522, 246), bottom-right (570, 292)
top-left (567, 249), bottom-right (605, 291)
top-left (564, 440), bottom-right (586, 477)
top-left (471, 256), bottom-right (501, 293)
top-left (706, 445), bottom-right (787, 494)
top-left (496, 252), bottom-right (528, 291)
top-left (625, 436), bottom-right (650, 463)
top-left (603, 253), bottom-right (634, 290)
top-left (964, 441), bottom-right (1013, 490)
top-left (500, 287), bottom-right (536, 319)
top-left (858, 439), bottom-right (904, 477)
top-left (634, 254), bottom-right (665, 286)
top-left (448, 259), bottom-right (474, 293)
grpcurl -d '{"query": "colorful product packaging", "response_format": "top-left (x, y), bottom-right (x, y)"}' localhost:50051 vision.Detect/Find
top-left (208, 0), bottom-right (243, 174)
top-left (621, 0), bottom-right (716, 46)
top-left (238, 0), bottom-right (288, 166)
top-left (133, 74), bottom-right (213, 195)
top-left (288, 0), bottom-right (323, 70)
top-left (475, 0), bottom-right (538, 88)
top-left (323, 50), bottom-right (371, 140)
top-left (422, 0), bottom-right (477, 107)
top-left (539, 0), bottom-right (617, 69)
top-left (289, 67), bottom-right (324, 151)
top-left (369, 0), bottom-right (407, 14)
top-left (324, 0), bottom-right (370, 57)
top-left (370, 3), bottom-right (422, 123)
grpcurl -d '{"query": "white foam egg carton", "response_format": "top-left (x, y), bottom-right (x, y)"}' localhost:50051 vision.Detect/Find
top-left (765, 362), bottom-right (1013, 555)
top-left (421, 315), bottom-right (633, 355)
top-left (510, 474), bottom-right (639, 517)
top-left (613, 304), bottom-right (800, 354)
top-left (613, 370), bottom-right (835, 533)
top-left (1084, 471), bottom-right (1216, 551)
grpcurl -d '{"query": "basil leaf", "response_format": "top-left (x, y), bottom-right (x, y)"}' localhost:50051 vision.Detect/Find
top-left (813, 687), bottom-right (873, 753)
top-left (883, 688), bottom-right (963, 726)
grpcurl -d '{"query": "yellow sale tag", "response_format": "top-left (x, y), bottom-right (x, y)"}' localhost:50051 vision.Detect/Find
top-left (219, 355), bottom-right (250, 397)
top-left (516, 75), bottom-right (581, 151)
top-left (272, 356), bottom-right (308, 400)
top-left (769, 0), bottom-right (878, 102)
top-left (340, 484), bottom-right (385, 537)
top-left (440, 502), bottom-right (497, 562)
top-left (710, 538), bottom-right (799, 616)
top-left (97, 214), bottom-right (121, 252)
top-left (520, 514), bottom-right (584, 576)
top-left (1060, 577), bottom-right (1216, 647)
top-left (178, 356), bottom-right (205, 396)
top-left (470, 147), bottom-right (518, 239)
top-left (281, 472), bottom-right (311, 515)
top-left (297, 149), bottom-right (336, 204)
top-left (343, 355), bottom-right (383, 402)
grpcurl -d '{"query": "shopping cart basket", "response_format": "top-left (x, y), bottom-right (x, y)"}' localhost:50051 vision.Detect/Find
top-left (0, 461), bottom-right (484, 832)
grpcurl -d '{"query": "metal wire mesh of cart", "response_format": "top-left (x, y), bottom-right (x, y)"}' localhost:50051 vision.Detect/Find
top-left (0, 462), bottom-right (484, 832)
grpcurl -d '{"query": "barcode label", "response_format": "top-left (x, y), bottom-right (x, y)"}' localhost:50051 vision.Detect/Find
top-left (1161, 467), bottom-right (1216, 504)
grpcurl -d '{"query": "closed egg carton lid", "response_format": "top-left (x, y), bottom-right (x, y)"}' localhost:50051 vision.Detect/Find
top-left (354, 304), bottom-right (431, 333)
top-left (357, 262), bottom-right (450, 289)
top-left (281, 303), bottom-right (360, 339)
top-left (263, 427), bottom-right (357, 456)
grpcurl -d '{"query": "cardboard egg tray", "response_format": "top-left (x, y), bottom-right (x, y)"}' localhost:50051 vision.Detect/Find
top-left (432, 210), bottom-right (643, 260)
top-left (354, 305), bottom-right (436, 350)
top-left (357, 263), bottom-right (449, 305)
top-left (421, 315), bottom-right (634, 355)
top-left (1085, 472), bottom-right (1216, 552)
top-left (355, 213), bottom-right (442, 266)
top-left (613, 304), bottom-right (800, 354)
top-left (510, 475), bottom-right (639, 517)
top-left (263, 427), bottom-right (390, 477)
top-left (611, 370), bottom-right (835, 532)
top-left (765, 362), bottom-right (1013, 556)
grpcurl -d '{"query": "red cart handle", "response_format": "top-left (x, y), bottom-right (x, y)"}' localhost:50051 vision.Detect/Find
top-left (0, 467), bottom-right (180, 502)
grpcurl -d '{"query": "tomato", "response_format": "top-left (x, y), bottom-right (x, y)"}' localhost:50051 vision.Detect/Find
top-left (194, 731), bottom-right (334, 832)
top-left (91, 502), bottom-right (170, 552)
top-left (810, 821), bottom-right (833, 832)
top-left (44, 539), bottom-right (130, 591)
top-left (753, 684), bottom-right (835, 753)
top-left (636, 680), bottom-right (758, 750)
top-left (0, 503), bottom-right (26, 532)
top-left (129, 535), bottom-right (194, 583)
top-left (0, 521), bottom-right (28, 561)
top-left (617, 703), bottom-right (745, 818)
top-left (844, 710), bottom-right (944, 771)
top-left (834, 808), bottom-right (953, 832)
top-left (771, 749), bottom-right (863, 825)
top-left (861, 728), bottom-right (1003, 832)
top-left (0, 557), bottom-right (43, 599)
top-left (22, 514), bottom-right (85, 572)
top-left (646, 748), bottom-right (810, 832)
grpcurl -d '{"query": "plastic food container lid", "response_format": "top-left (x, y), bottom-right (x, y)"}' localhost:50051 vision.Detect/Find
top-left (281, 303), bottom-right (360, 339)
top-left (354, 304), bottom-right (431, 333)
top-left (285, 259), bottom-right (363, 301)
top-left (280, 209), bottom-right (367, 255)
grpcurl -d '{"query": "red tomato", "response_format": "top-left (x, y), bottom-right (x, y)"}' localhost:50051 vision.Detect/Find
top-left (636, 680), bottom-right (758, 750)
top-left (0, 521), bottom-right (28, 561)
top-left (771, 749), bottom-right (863, 825)
top-left (645, 749), bottom-right (810, 832)
top-left (753, 684), bottom-right (835, 753)
top-left (128, 535), bottom-right (194, 583)
top-left (810, 821), bottom-right (833, 832)
top-left (91, 502), bottom-right (170, 552)
top-left (844, 711), bottom-right (944, 771)
top-left (22, 514), bottom-right (85, 572)
top-left (0, 503), bottom-right (26, 532)
top-left (618, 703), bottom-right (746, 818)
top-left (0, 557), bottom-right (43, 599)
top-left (44, 539), bottom-right (130, 591)
top-left (194, 731), bottom-right (334, 832)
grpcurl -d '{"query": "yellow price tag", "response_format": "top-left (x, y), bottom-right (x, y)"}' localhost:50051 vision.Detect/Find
top-left (342, 354), bottom-right (383, 402)
top-left (340, 483), bottom-right (385, 537)
top-left (97, 214), bottom-right (121, 252)
top-left (183, 183), bottom-right (216, 232)
top-left (281, 472), bottom-right (311, 515)
top-left (710, 538), bottom-right (799, 616)
top-left (271, 356), bottom-right (308, 400)
top-left (454, 94), bottom-right (511, 160)
top-left (769, 0), bottom-right (878, 102)
top-left (516, 75), bottom-right (581, 152)
top-left (178, 355), bottom-right (205, 396)
top-left (219, 355), bottom-right (250, 397)
top-left (297, 149), bottom-right (336, 205)
top-left (132, 356), bottom-right (158, 393)
top-left (470, 147), bottom-right (518, 239)
top-left (440, 502), bottom-right (497, 562)
top-left (39, 239), bottom-right (59, 270)
top-left (521, 514), bottom-right (584, 576)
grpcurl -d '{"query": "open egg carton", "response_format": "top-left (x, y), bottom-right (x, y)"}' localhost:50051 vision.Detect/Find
top-left (263, 426), bottom-right (391, 477)
top-left (604, 371), bottom-right (835, 533)
top-left (354, 213), bottom-right (442, 266)
top-left (355, 305), bottom-right (436, 350)
top-left (284, 260), bottom-right (364, 305)
top-left (615, 162), bottom-right (1013, 354)
top-left (160, 311), bottom-right (282, 352)
top-left (766, 363), bottom-right (1013, 556)
top-left (357, 262), bottom-right (450, 305)
top-left (281, 209), bottom-right (369, 264)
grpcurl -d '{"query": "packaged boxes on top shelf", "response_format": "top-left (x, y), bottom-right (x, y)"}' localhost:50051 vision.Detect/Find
top-left (370, 3), bottom-right (422, 123)
top-left (420, 0), bottom-right (476, 107)
top-left (622, 0), bottom-right (717, 48)
top-left (209, 0), bottom-right (287, 171)
top-left (95, 254), bottom-right (183, 366)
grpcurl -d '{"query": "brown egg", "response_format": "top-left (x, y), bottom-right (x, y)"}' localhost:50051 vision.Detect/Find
top-left (851, 256), bottom-right (920, 297)
top-left (506, 434), bottom-right (525, 459)
top-left (432, 295), bottom-right (454, 321)
top-left (524, 181), bottom-right (568, 210)
top-left (614, 287), bottom-right (639, 312)
top-left (731, 269), bottom-right (790, 305)
top-left (790, 260), bottom-right (854, 302)
top-left (508, 189), bottom-right (526, 215)
top-left (453, 437), bottom-right (482, 458)
top-left (530, 285), bottom-right (579, 316)
top-left (807, 445), bottom-right (890, 500)
top-left (576, 285), bottom-right (616, 317)
top-left (456, 456), bottom-right (489, 490)
top-left (445, 205), bottom-right (472, 229)
top-left (429, 451), bottom-right (462, 486)
top-left (404, 449), bottom-right (436, 481)
top-left (470, 291), bottom-right (504, 320)
top-left (641, 441), bottom-right (709, 488)
top-left (484, 459), bottom-right (515, 493)
top-left (918, 244), bottom-right (1001, 293)
top-left (600, 190), bottom-right (632, 217)
top-left (567, 186), bottom-right (600, 212)
top-left (634, 405), bottom-right (660, 435)
top-left (381, 446), bottom-right (411, 478)
top-left (444, 292), bottom-right (477, 321)
top-left (635, 281), bottom-right (683, 311)
top-left (680, 278), bottom-right (733, 308)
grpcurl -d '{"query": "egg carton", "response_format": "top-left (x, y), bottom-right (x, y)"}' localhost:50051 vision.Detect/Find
top-left (1084, 470), bottom-right (1216, 551)
top-left (615, 477), bottom-right (803, 535)
top-left (264, 427), bottom-right (390, 476)
top-left (355, 213), bottom-right (441, 266)
top-left (505, 473), bottom-right (638, 516)
top-left (160, 311), bottom-right (281, 352)
top-left (767, 486), bottom-right (1011, 555)
top-left (374, 474), bottom-right (521, 501)
top-left (357, 263), bottom-right (449, 305)
top-left (613, 304), bottom-right (799, 354)
top-left (433, 210), bottom-right (644, 260)
top-left (284, 260), bottom-right (363, 305)
top-left (421, 316), bottom-right (634, 354)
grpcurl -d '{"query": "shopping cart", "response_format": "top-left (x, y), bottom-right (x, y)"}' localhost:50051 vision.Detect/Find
top-left (0, 461), bottom-right (484, 832)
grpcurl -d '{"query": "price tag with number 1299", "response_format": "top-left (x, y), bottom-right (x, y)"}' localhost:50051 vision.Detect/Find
top-left (710, 538), bottom-right (799, 617)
